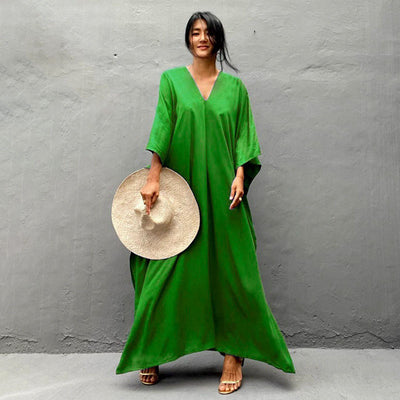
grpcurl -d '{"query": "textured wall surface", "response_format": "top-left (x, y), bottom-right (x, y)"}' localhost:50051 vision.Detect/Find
top-left (1, 0), bottom-right (399, 352)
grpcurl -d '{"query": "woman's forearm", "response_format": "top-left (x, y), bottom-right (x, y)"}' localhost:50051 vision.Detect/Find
top-left (236, 165), bottom-right (244, 179)
top-left (147, 151), bottom-right (162, 183)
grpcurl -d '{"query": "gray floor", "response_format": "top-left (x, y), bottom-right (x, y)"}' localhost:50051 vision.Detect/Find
top-left (0, 348), bottom-right (398, 399)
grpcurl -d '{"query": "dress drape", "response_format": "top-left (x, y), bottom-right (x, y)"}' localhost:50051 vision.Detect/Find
top-left (115, 66), bottom-right (295, 374)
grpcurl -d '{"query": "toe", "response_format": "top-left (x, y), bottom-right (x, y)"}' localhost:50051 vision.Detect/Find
top-left (145, 368), bottom-right (150, 383)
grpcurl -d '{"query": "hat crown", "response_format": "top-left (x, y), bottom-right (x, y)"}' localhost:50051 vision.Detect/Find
top-left (134, 195), bottom-right (174, 231)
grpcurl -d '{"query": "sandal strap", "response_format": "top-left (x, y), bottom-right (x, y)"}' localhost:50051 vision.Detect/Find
top-left (220, 379), bottom-right (241, 384)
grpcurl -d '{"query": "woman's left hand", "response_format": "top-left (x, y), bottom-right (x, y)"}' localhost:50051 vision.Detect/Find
top-left (229, 176), bottom-right (244, 209)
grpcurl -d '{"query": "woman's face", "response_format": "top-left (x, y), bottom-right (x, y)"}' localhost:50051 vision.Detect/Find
top-left (189, 18), bottom-right (215, 58)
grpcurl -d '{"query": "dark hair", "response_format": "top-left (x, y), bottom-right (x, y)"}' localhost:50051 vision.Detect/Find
top-left (185, 11), bottom-right (239, 73)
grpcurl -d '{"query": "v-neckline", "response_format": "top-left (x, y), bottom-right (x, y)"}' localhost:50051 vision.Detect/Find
top-left (184, 65), bottom-right (222, 102)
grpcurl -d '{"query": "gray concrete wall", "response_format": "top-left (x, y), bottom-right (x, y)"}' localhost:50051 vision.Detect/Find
top-left (1, 0), bottom-right (399, 352)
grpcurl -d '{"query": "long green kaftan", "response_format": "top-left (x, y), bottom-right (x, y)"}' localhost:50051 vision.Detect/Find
top-left (116, 66), bottom-right (295, 374)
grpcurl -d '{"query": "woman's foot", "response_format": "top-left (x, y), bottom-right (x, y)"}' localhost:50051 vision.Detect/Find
top-left (218, 355), bottom-right (243, 394)
top-left (139, 365), bottom-right (159, 385)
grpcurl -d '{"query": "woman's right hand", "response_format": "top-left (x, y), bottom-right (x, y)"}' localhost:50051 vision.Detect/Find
top-left (140, 180), bottom-right (160, 215)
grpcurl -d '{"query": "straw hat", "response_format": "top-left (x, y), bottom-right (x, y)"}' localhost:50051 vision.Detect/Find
top-left (111, 167), bottom-right (200, 260)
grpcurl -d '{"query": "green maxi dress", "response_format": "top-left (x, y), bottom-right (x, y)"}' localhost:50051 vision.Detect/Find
top-left (115, 66), bottom-right (295, 375)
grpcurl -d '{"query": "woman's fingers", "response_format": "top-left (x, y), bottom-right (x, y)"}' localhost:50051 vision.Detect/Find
top-left (230, 192), bottom-right (243, 209)
top-left (229, 185), bottom-right (244, 209)
top-left (142, 193), bottom-right (159, 215)
top-left (140, 181), bottom-right (160, 215)
top-left (145, 195), bottom-right (151, 215)
top-left (229, 186), bottom-right (235, 201)
top-left (151, 191), bottom-right (159, 204)
top-left (229, 186), bottom-right (235, 209)
top-left (149, 192), bottom-right (159, 213)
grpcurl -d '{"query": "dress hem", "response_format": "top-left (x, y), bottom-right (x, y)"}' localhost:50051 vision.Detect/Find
top-left (115, 343), bottom-right (296, 375)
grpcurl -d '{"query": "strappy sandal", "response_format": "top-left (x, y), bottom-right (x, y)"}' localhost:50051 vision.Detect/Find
top-left (218, 357), bottom-right (245, 395)
top-left (139, 366), bottom-right (159, 385)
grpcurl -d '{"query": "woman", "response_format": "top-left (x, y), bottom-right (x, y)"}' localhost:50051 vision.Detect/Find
top-left (116, 11), bottom-right (296, 394)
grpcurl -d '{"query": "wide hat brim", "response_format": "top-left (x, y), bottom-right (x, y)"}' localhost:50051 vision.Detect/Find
top-left (111, 167), bottom-right (200, 260)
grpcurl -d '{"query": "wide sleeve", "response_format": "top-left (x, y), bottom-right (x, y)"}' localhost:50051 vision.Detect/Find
top-left (145, 71), bottom-right (175, 165)
top-left (234, 80), bottom-right (262, 195)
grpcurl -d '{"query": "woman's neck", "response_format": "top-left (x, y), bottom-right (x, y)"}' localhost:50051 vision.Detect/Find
top-left (189, 57), bottom-right (219, 77)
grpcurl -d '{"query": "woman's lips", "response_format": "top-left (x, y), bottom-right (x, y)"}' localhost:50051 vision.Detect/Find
top-left (198, 46), bottom-right (209, 49)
